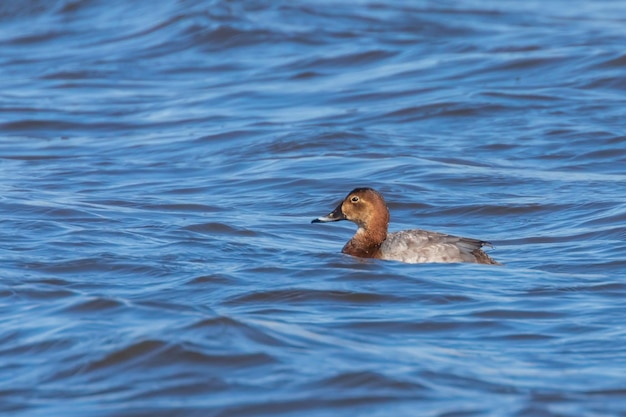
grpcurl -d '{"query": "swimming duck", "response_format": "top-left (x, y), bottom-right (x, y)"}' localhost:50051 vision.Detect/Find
top-left (312, 188), bottom-right (500, 265)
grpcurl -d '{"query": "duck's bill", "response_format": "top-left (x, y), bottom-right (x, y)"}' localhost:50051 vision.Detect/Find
top-left (311, 204), bottom-right (346, 223)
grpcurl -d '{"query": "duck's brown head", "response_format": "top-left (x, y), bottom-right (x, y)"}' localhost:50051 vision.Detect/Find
top-left (312, 188), bottom-right (390, 234)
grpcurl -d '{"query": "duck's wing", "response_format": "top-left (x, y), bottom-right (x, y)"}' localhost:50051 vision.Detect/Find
top-left (381, 229), bottom-right (499, 264)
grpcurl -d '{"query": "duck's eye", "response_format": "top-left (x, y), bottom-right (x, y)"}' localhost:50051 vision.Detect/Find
top-left (351, 196), bottom-right (359, 203)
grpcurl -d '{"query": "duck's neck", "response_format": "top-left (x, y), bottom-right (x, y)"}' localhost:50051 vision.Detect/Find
top-left (342, 225), bottom-right (388, 259)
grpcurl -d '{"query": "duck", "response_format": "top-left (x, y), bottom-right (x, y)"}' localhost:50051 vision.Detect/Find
top-left (312, 187), bottom-right (500, 265)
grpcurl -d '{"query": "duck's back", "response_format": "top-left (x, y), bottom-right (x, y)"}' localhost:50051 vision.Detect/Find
top-left (380, 229), bottom-right (499, 264)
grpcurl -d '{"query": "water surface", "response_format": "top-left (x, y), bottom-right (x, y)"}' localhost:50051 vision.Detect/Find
top-left (1, 1), bottom-right (626, 416)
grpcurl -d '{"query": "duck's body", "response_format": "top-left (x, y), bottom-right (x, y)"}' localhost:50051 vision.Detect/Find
top-left (312, 188), bottom-right (499, 265)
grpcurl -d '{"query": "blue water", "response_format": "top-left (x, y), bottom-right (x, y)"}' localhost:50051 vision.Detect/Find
top-left (1, 1), bottom-right (626, 416)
